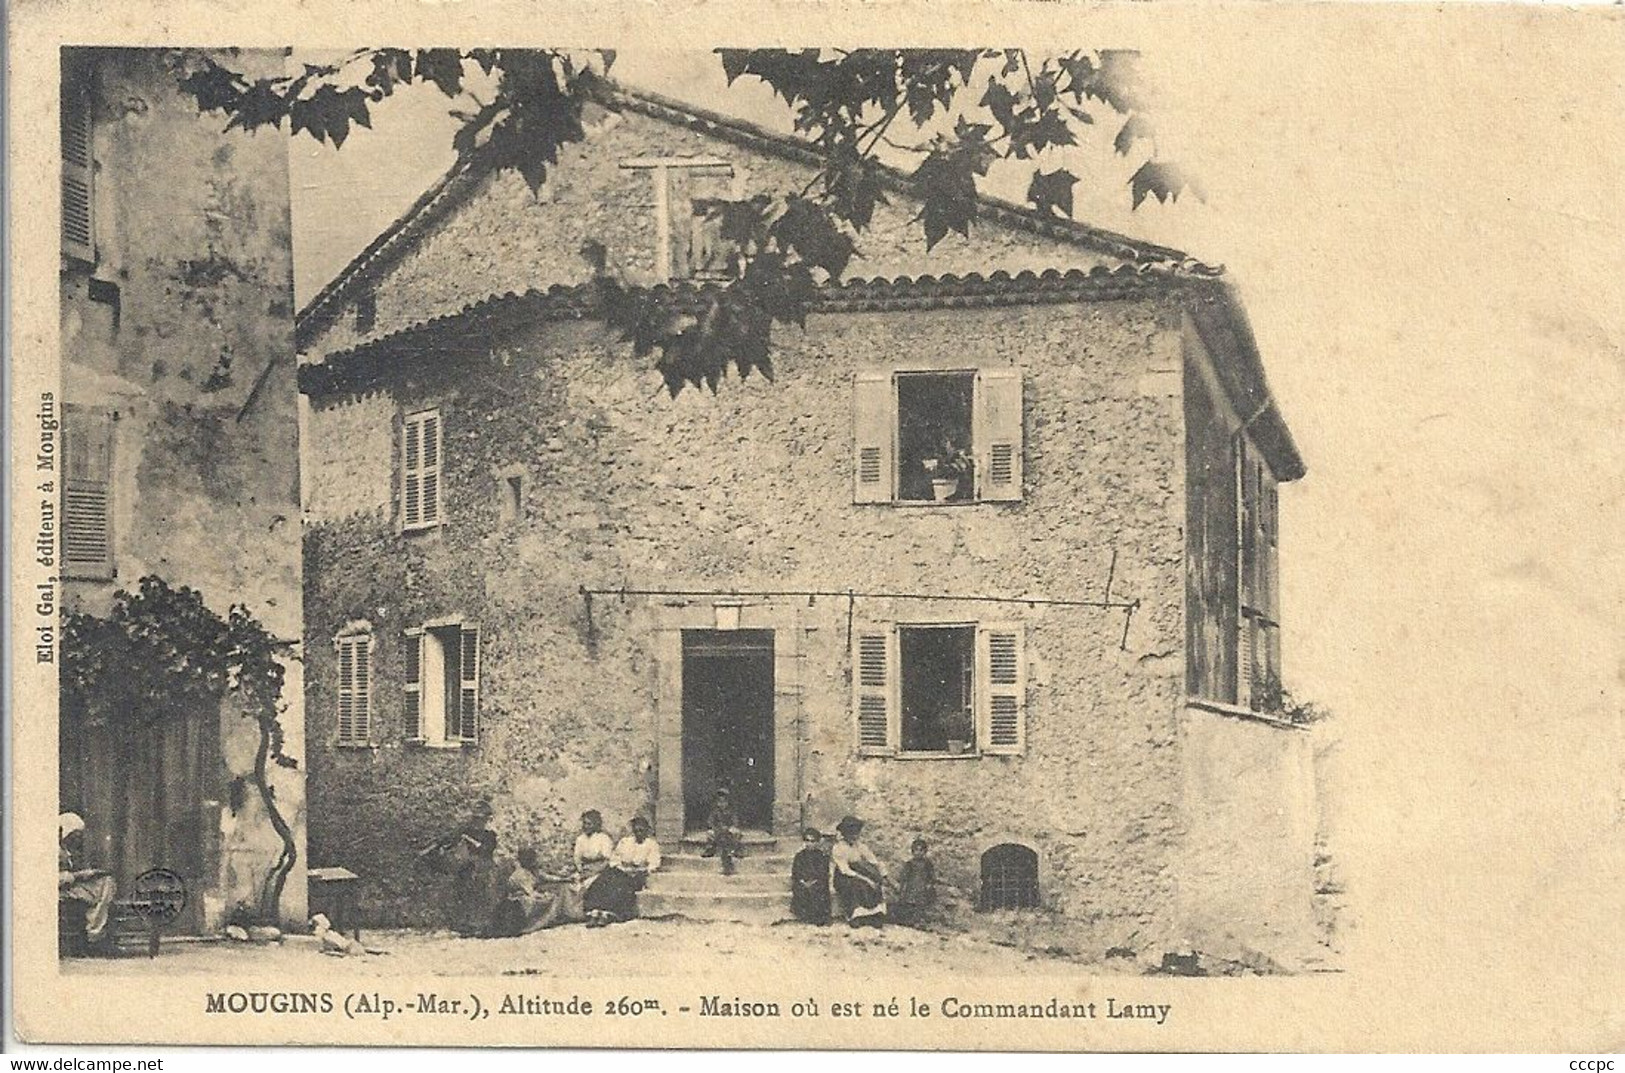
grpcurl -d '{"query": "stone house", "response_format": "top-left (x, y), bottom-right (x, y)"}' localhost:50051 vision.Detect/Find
top-left (58, 47), bottom-right (306, 931)
top-left (296, 86), bottom-right (1312, 961)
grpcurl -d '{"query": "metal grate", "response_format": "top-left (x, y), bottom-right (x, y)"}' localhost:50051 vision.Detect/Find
top-left (980, 843), bottom-right (1039, 910)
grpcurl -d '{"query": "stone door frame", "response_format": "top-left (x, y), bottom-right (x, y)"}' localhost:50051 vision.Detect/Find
top-left (651, 600), bottom-right (804, 844)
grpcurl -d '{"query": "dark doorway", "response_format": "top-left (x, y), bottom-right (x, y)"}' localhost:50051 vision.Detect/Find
top-left (682, 630), bottom-right (775, 833)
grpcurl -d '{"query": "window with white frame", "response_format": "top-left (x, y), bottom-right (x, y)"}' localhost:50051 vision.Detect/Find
top-left (403, 622), bottom-right (480, 746)
top-left (853, 367), bottom-right (1024, 504)
top-left (402, 408), bottom-right (443, 530)
top-left (853, 622), bottom-right (1025, 756)
top-left (335, 630), bottom-right (373, 746)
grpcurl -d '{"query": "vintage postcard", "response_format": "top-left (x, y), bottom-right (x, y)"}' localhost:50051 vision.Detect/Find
top-left (7, 0), bottom-right (1622, 1052)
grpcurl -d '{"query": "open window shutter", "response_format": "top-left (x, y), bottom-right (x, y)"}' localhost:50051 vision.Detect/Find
top-left (403, 629), bottom-right (424, 740)
top-left (975, 368), bottom-right (1024, 502)
top-left (852, 371), bottom-right (895, 503)
top-left (61, 78), bottom-right (95, 263)
top-left (457, 626), bottom-right (480, 744)
top-left (336, 640), bottom-right (356, 744)
top-left (403, 417), bottom-right (422, 527)
top-left (1238, 614), bottom-right (1258, 709)
top-left (853, 628), bottom-right (896, 754)
top-left (63, 408), bottom-right (114, 578)
top-left (977, 624), bottom-right (1026, 755)
top-left (422, 412), bottom-right (442, 525)
top-left (354, 638), bottom-right (372, 741)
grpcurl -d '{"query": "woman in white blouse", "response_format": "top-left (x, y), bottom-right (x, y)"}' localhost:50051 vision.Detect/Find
top-left (584, 815), bottom-right (661, 926)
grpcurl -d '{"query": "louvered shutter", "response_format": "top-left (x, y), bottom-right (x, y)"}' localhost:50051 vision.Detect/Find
top-left (403, 629), bottom-right (424, 740)
top-left (977, 624), bottom-right (1026, 754)
top-left (61, 77), bottom-right (95, 263)
top-left (62, 408), bottom-right (114, 579)
top-left (853, 628), bottom-right (896, 754)
top-left (1238, 615), bottom-right (1258, 710)
top-left (456, 626), bottom-right (480, 744)
top-left (403, 410), bottom-right (443, 529)
top-left (421, 411), bottom-right (441, 525)
top-left (852, 371), bottom-right (895, 503)
top-left (403, 417), bottom-right (422, 527)
top-left (336, 636), bottom-right (370, 745)
top-left (975, 367), bottom-right (1023, 501)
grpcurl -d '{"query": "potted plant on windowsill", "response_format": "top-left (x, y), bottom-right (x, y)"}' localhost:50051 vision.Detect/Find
top-left (922, 446), bottom-right (973, 502)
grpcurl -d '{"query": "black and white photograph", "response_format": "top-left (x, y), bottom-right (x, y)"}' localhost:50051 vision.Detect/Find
top-left (8, 2), bottom-right (1623, 1053)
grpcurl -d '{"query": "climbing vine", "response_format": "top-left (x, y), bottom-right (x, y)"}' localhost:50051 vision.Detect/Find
top-left (61, 576), bottom-right (300, 923)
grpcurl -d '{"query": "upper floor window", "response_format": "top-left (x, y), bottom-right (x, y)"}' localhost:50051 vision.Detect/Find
top-left (62, 406), bottom-right (115, 580)
top-left (402, 408), bottom-right (443, 530)
top-left (621, 157), bottom-right (740, 282)
top-left (61, 58), bottom-right (96, 265)
top-left (853, 367), bottom-right (1024, 504)
top-left (335, 628), bottom-right (374, 747)
top-left (853, 622), bottom-right (1025, 757)
top-left (403, 622), bottom-right (480, 746)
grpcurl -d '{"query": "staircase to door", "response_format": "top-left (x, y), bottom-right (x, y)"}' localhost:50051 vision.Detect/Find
top-left (640, 832), bottom-right (792, 923)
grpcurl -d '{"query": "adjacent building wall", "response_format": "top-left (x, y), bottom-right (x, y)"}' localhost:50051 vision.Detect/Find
top-left (60, 47), bottom-right (305, 929)
top-left (303, 296), bottom-right (1191, 948)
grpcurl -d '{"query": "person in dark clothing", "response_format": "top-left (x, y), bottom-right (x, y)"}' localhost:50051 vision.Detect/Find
top-left (417, 799), bottom-right (504, 936)
top-left (891, 838), bottom-right (937, 926)
top-left (700, 788), bottom-right (743, 875)
top-left (790, 828), bottom-right (833, 925)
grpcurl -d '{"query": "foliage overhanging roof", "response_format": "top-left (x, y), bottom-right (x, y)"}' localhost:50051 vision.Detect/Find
top-left (295, 82), bottom-right (1304, 481)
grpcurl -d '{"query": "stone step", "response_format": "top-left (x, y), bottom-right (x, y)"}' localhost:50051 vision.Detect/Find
top-left (659, 853), bottom-right (792, 876)
top-left (640, 890), bottom-right (791, 924)
top-left (644, 870), bottom-right (788, 895)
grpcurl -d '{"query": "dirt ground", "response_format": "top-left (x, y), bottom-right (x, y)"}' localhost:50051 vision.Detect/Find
top-left (63, 915), bottom-right (1145, 978)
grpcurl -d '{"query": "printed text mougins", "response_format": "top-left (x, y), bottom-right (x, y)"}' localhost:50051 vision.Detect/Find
top-left (206, 992), bottom-right (335, 1014)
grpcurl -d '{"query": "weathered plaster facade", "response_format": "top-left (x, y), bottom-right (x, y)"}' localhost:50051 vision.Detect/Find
top-left (59, 48), bottom-right (305, 930)
top-left (299, 90), bottom-right (1311, 962)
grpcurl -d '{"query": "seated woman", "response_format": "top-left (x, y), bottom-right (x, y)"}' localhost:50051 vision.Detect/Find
top-left (584, 816), bottom-right (661, 926)
top-left (58, 812), bottom-right (117, 955)
top-left (830, 816), bottom-right (887, 928)
top-left (493, 847), bottom-right (577, 935)
top-left (573, 810), bottom-right (615, 919)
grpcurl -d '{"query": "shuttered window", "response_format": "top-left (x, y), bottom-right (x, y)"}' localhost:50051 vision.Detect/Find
top-left (406, 622), bottom-right (479, 746)
top-left (977, 624), bottom-right (1026, 754)
top-left (402, 409), bottom-right (443, 530)
top-left (853, 367), bottom-right (1024, 504)
top-left (853, 621), bottom-right (1026, 757)
top-left (336, 634), bottom-right (373, 746)
top-left (61, 69), bottom-right (95, 264)
top-left (1237, 437), bottom-right (1282, 711)
top-left (62, 407), bottom-right (114, 580)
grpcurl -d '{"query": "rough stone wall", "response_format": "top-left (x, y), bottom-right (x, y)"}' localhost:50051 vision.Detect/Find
top-left (304, 296), bottom-right (1190, 942)
top-left (60, 48), bottom-right (305, 929)
top-left (305, 106), bottom-right (1116, 356)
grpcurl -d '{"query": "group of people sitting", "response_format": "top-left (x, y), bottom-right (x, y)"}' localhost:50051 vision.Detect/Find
top-left (420, 804), bottom-right (662, 937)
top-left (422, 799), bottom-right (939, 937)
top-left (791, 816), bottom-right (937, 928)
